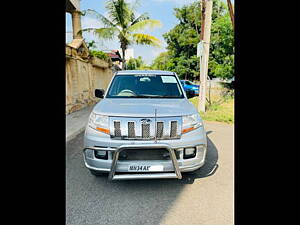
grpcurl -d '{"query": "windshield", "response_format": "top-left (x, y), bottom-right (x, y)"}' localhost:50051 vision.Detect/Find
top-left (106, 74), bottom-right (184, 98)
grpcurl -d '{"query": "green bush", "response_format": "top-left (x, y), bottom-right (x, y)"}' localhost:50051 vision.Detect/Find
top-left (90, 50), bottom-right (110, 62)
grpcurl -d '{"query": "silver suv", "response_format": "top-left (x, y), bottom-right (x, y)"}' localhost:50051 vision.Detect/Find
top-left (83, 70), bottom-right (207, 180)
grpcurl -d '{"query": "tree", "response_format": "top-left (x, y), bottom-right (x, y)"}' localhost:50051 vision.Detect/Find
top-left (208, 12), bottom-right (234, 80)
top-left (81, 0), bottom-right (162, 69)
top-left (226, 0), bottom-right (234, 29)
top-left (126, 56), bottom-right (144, 70)
top-left (127, 56), bottom-right (152, 70)
top-left (161, 1), bottom-right (203, 80)
top-left (151, 52), bottom-right (173, 71)
top-left (156, 0), bottom-right (233, 81)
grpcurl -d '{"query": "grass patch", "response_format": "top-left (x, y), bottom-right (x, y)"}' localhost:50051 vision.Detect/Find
top-left (189, 95), bottom-right (234, 124)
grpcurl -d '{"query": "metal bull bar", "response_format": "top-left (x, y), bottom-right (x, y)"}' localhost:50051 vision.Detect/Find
top-left (84, 143), bottom-right (182, 181)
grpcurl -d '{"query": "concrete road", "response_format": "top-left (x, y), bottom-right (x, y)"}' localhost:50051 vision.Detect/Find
top-left (66, 121), bottom-right (234, 225)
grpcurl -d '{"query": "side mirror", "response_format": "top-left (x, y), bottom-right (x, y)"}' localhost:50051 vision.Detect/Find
top-left (95, 89), bottom-right (105, 98)
top-left (186, 89), bottom-right (195, 99)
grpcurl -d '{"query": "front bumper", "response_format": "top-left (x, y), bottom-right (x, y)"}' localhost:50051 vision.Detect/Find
top-left (83, 126), bottom-right (207, 180)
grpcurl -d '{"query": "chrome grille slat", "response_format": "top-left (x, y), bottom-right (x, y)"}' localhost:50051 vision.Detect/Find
top-left (156, 122), bottom-right (164, 138)
top-left (170, 121), bottom-right (177, 138)
top-left (128, 122), bottom-right (135, 138)
top-left (114, 121), bottom-right (121, 137)
top-left (142, 124), bottom-right (150, 138)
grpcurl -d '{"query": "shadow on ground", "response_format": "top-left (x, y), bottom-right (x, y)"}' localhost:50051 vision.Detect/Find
top-left (179, 131), bottom-right (219, 184)
top-left (66, 131), bottom-right (219, 225)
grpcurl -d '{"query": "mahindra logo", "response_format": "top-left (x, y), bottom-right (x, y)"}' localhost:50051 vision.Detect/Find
top-left (140, 118), bottom-right (152, 124)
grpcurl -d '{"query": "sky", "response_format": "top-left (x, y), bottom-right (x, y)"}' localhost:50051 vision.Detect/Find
top-left (66, 0), bottom-right (229, 65)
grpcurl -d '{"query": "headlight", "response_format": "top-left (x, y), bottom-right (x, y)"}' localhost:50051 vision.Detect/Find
top-left (88, 112), bottom-right (109, 134)
top-left (182, 113), bottom-right (203, 134)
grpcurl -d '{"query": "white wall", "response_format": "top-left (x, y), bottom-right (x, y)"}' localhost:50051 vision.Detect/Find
top-left (118, 48), bottom-right (134, 60)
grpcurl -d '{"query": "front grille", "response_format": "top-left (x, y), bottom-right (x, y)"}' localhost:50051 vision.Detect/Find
top-left (118, 148), bottom-right (181, 160)
top-left (110, 116), bottom-right (182, 140)
top-left (118, 148), bottom-right (166, 160)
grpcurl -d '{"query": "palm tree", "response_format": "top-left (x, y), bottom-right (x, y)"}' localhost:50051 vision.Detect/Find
top-left (81, 0), bottom-right (162, 69)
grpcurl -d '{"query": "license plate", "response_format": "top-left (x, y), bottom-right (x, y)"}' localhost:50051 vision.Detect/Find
top-left (128, 165), bottom-right (164, 172)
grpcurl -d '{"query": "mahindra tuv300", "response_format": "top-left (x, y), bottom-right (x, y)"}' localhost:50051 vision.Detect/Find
top-left (83, 70), bottom-right (207, 181)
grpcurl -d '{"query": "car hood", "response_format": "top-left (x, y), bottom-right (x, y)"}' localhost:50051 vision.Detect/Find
top-left (93, 98), bottom-right (198, 117)
top-left (190, 84), bottom-right (200, 89)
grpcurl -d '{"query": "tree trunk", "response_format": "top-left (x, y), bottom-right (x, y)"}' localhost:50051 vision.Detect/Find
top-left (226, 0), bottom-right (234, 30)
top-left (121, 47), bottom-right (126, 70)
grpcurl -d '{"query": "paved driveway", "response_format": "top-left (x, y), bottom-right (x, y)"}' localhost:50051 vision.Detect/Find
top-left (66, 121), bottom-right (234, 225)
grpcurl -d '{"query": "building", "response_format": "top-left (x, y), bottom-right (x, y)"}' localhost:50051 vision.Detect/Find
top-left (66, 0), bottom-right (89, 59)
top-left (118, 48), bottom-right (134, 61)
top-left (102, 50), bottom-right (122, 71)
top-left (66, 0), bottom-right (81, 40)
top-left (65, 0), bottom-right (114, 114)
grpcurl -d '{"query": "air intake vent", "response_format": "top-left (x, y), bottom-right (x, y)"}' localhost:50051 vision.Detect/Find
top-left (114, 121), bottom-right (121, 137)
top-left (128, 122), bottom-right (135, 138)
top-left (156, 122), bottom-right (164, 138)
top-left (170, 121), bottom-right (177, 138)
top-left (142, 124), bottom-right (150, 138)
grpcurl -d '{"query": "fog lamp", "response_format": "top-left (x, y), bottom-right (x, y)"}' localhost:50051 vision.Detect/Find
top-left (184, 147), bottom-right (196, 159)
top-left (95, 150), bottom-right (108, 159)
